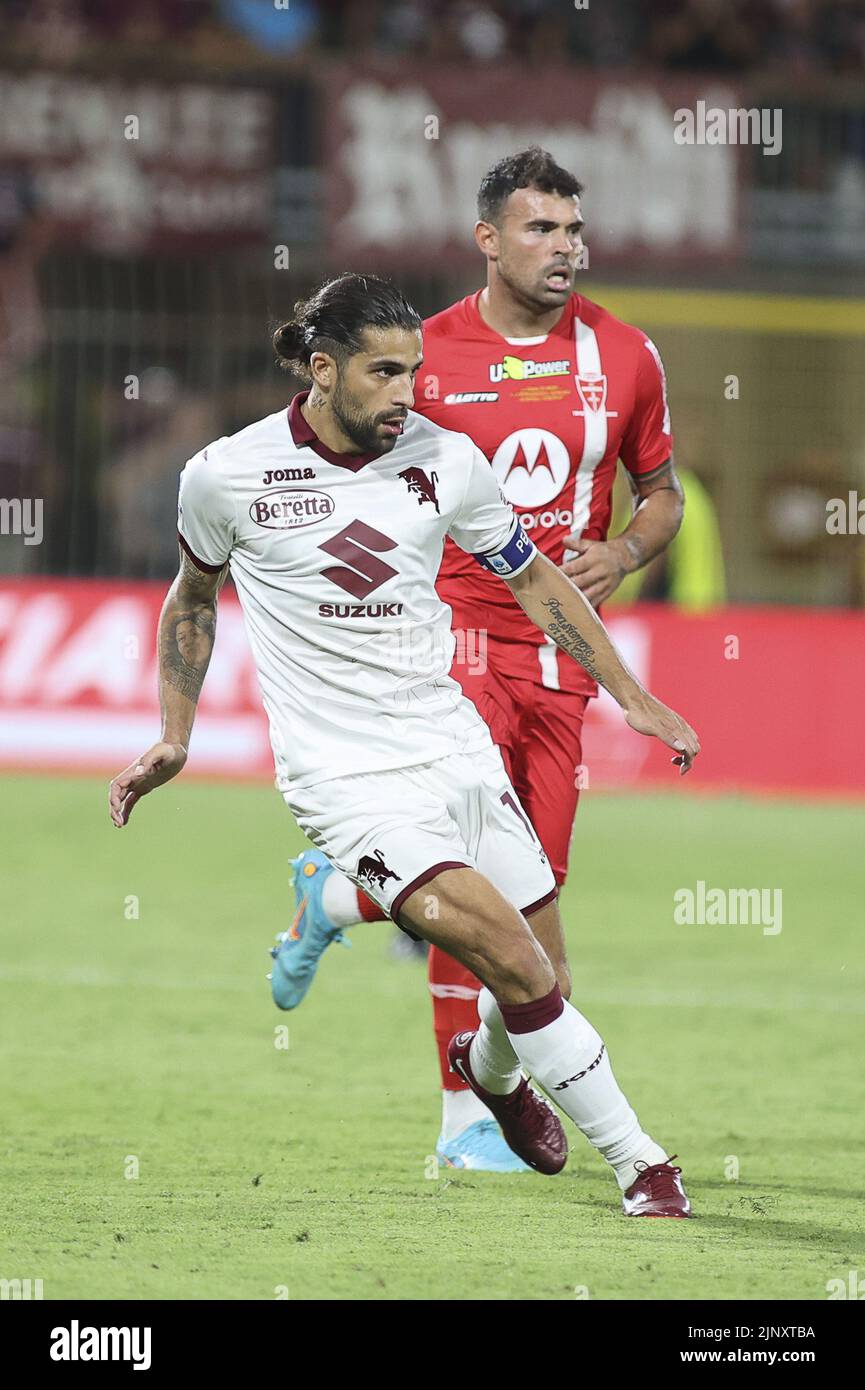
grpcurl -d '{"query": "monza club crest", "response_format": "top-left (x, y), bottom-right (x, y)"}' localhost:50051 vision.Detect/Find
top-left (575, 373), bottom-right (607, 413)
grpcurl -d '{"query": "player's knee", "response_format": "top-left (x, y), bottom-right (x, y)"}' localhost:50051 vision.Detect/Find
top-left (476, 926), bottom-right (555, 1001)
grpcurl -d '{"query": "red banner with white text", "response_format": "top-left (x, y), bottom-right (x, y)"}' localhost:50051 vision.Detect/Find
top-left (322, 65), bottom-right (743, 267)
top-left (0, 70), bottom-right (276, 253)
top-left (0, 579), bottom-right (861, 796)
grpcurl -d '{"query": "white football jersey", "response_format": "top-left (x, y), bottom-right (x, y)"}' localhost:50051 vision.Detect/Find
top-left (177, 390), bottom-right (537, 791)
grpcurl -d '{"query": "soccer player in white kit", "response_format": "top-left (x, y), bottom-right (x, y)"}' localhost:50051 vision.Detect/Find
top-left (109, 273), bottom-right (699, 1216)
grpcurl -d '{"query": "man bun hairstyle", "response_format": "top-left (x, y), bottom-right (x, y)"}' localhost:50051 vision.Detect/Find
top-left (477, 146), bottom-right (584, 225)
top-left (271, 320), bottom-right (308, 367)
top-left (273, 272), bottom-right (422, 377)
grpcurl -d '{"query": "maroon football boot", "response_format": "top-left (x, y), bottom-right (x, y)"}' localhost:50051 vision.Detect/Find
top-left (447, 1030), bottom-right (567, 1175)
top-left (622, 1155), bottom-right (692, 1217)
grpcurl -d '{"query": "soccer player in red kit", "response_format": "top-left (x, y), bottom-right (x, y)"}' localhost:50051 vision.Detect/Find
top-left (268, 148), bottom-right (685, 1172)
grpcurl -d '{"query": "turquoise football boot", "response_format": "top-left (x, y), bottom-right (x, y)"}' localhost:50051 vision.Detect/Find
top-left (268, 849), bottom-right (351, 1010)
top-left (436, 1118), bottom-right (532, 1172)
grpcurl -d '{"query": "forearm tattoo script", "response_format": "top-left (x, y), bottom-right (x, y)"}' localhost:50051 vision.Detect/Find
top-left (540, 595), bottom-right (603, 682)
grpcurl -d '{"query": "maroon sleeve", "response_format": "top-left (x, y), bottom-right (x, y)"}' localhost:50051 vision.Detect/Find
top-left (177, 531), bottom-right (226, 574)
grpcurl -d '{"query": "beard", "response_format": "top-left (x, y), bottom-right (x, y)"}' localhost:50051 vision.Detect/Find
top-left (331, 377), bottom-right (390, 454)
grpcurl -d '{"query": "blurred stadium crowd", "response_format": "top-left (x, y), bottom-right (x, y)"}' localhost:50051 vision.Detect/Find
top-left (3, 0), bottom-right (865, 73)
top-left (1, 0), bottom-right (864, 605)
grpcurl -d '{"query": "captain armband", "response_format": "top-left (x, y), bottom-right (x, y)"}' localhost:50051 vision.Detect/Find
top-left (474, 524), bottom-right (536, 578)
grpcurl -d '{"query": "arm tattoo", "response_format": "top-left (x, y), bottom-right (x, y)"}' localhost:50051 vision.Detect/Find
top-left (160, 606), bottom-right (216, 702)
top-left (540, 595), bottom-right (603, 682)
top-left (636, 458), bottom-right (673, 486)
top-left (620, 534), bottom-right (646, 570)
top-left (160, 551), bottom-right (222, 703)
top-left (177, 550), bottom-right (225, 600)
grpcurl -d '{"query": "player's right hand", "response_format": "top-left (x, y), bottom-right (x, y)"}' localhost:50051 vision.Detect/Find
top-left (622, 694), bottom-right (700, 775)
top-left (108, 741), bottom-right (188, 826)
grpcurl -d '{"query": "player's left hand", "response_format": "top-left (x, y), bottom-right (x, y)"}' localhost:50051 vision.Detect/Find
top-left (562, 536), bottom-right (632, 607)
top-left (622, 693), bottom-right (701, 775)
top-left (108, 741), bottom-right (188, 826)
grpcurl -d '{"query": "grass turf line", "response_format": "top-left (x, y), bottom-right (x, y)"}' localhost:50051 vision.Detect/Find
top-left (1, 774), bottom-right (862, 1300)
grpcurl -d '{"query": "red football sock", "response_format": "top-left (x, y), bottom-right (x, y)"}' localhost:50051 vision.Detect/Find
top-left (428, 945), bottom-right (482, 1090)
top-left (357, 890), bottom-right (385, 922)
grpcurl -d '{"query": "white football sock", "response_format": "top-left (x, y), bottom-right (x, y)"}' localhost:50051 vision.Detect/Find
top-left (469, 988), bottom-right (522, 1095)
top-left (439, 1088), bottom-right (491, 1141)
top-left (321, 870), bottom-right (363, 927)
top-left (505, 995), bottom-right (668, 1189)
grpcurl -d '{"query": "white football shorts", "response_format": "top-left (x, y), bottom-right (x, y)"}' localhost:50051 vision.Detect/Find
top-left (283, 741), bottom-right (557, 929)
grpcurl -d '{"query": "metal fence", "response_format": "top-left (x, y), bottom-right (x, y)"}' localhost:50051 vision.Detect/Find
top-left (2, 62), bottom-right (864, 602)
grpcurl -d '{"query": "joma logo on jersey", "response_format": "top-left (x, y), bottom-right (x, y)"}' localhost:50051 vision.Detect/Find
top-left (262, 467), bottom-right (316, 484)
top-left (398, 466), bottom-right (439, 513)
top-left (250, 490), bottom-right (333, 529)
top-left (489, 356), bottom-right (569, 384)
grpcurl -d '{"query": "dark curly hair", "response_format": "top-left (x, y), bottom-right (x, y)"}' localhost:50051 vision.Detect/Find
top-left (273, 272), bottom-right (422, 377)
top-left (477, 146), bottom-right (584, 224)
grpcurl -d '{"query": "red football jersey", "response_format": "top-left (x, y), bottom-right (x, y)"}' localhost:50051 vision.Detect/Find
top-left (415, 289), bottom-right (672, 695)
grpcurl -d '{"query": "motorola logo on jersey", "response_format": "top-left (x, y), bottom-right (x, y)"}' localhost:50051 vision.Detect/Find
top-left (250, 490), bottom-right (334, 529)
top-left (490, 429), bottom-right (570, 508)
top-left (518, 508), bottom-right (576, 531)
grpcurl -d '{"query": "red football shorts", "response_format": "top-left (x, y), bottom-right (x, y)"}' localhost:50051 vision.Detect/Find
top-left (427, 616), bottom-right (592, 1090)
top-left (448, 627), bottom-right (590, 887)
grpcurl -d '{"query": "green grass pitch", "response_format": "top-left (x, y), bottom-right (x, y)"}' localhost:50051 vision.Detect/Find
top-left (1, 773), bottom-right (862, 1301)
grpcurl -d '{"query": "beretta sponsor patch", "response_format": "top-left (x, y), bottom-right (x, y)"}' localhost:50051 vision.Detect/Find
top-left (250, 489), bottom-right (334, 529)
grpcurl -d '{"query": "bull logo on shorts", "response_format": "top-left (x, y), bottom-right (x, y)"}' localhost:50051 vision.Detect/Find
top-left (356, 848), bottom-right (402, 890)
top-left (398, 467), bottom-right (440, 514)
